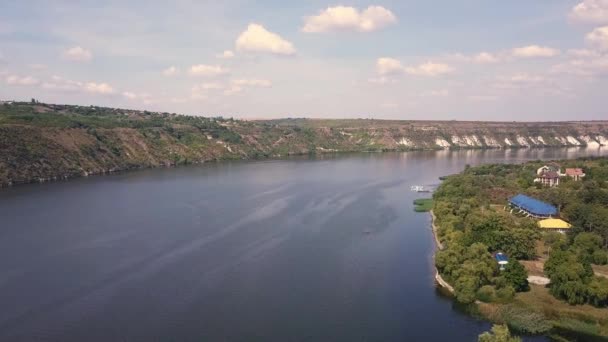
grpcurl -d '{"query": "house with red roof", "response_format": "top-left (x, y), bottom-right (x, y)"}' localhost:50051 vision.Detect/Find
top-left (535, 170), bottom-right (560, 187)
top-left (564, 168), bottom-right (585, 181)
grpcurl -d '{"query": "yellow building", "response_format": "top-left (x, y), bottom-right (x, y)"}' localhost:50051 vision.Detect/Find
top-left (538, 219), bottom-right (572, 234)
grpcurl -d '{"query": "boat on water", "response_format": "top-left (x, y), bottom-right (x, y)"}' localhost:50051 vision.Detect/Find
top-left (410, 185), bottom-right (431, 193)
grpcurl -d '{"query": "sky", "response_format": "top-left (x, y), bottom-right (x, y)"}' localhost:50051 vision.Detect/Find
top-left (1, 0), bottom-right (608, 121)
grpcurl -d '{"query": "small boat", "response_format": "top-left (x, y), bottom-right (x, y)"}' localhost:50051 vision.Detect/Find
top-left (411, 185), bottom-right (431, 193)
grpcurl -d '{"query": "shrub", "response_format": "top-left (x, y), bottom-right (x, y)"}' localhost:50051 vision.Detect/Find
top-left (503, 261), bottom-right (529, 292)
top-left (499, 305), bottom-right (553, 334)
top-left (592, 250), bottom-right (608, 265)
top-left (495, 286), bottom-right (515, 303)
top-left (477, 285), bottom-right (496, 303)
top-left (478, 324), bottom-right (521, 342)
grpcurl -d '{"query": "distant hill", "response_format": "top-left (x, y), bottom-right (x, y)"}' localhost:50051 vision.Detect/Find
top-left (1, 101), bottom-right (608, 187)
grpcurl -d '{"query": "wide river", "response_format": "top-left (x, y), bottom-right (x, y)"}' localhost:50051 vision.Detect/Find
top-left (1, 148), bottom-right (607, 341)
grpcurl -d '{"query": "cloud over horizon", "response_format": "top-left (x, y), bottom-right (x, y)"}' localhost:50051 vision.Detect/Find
top-left (1, 1), bottom-right (607, 121)
top-left (236, 24), bottom-right (296, 56)
top-left (302, 5), bottom-right (396, 33)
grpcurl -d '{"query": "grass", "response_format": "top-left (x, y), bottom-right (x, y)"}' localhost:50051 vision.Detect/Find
top-left (413, 198), bottom-right (433, 212)
top-left (514, 285), bottom-right (608, 337)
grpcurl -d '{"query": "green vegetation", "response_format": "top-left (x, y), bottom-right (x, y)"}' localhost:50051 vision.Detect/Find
top-left (432, 157), bottom-right (608, 338)
top-left (413, 198), bottom-right (433, 212)
top-left (2, 101), bottom-right (608, 187)
top-left (498, 305), bottom-right (552, 334)
top-left (478, 324), bottom-right (521, 342)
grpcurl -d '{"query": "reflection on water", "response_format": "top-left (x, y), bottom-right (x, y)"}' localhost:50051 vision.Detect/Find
top-left (0, 147), bottom-right (605, 342)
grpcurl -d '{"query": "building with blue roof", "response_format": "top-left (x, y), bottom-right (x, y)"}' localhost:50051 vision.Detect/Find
top-left (508, 194), bottom-right (557, 218)
top-left (495, 252), bottom-right (509, 271)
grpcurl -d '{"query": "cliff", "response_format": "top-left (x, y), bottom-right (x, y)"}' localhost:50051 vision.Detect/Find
top-left (1, 101), bottom-right (607, 186)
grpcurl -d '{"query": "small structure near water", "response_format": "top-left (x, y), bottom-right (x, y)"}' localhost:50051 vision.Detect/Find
top-left (508, 194), bottom-right (557, 218)
top-left (410, 185), bottom-right (431, 193)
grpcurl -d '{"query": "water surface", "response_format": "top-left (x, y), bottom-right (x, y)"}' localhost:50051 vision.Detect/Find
top-left (1, 148), bottom-right (606, 341)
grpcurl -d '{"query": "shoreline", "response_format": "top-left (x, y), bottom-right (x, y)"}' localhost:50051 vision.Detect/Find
top-left (430, 210), bottom-right (455, 294)
top-left (2, 145), bottom-right (606, 190)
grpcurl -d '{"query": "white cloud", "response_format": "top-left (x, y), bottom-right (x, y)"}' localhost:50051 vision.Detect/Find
top-left (5, 75), bottom-right (40, 86)
top-left (375, 58), bottom-right (452, 78)
top-left (570, 0), bottom-right (608, 24)
top-left (504, 73), bottom-right (545, 83)
top-left (84, 82), bottom-right (114, 94)
top-left (472, 52), bottom-right (500, 64)
top-left (376, 57), bottom-right (404, 75)
top-left (586, 26), bottom-right (608, 50)
top-left (41, 76), bottom-right (83, 92)
top-left (63, 46), bottom-right (93, 62)
top-left (196, 82), bottom-right (224, 90)
top-left (188, 64), bottom-right (229, 77)
top-left (232, 79), bottom-right (272, 87)
top-left (302, 5), bottom-right (396, 33)
top-left (122, 91), bottom-right (152, 101)
top-left (192, 79), bottom-right (272, 98)
top-left (236, 23), bottom-right (296, 56)
top-left (162, 66), bottom-right (179, 76)
top-left (512, 45), bottom-right (560, 58)
top-left (494, 73), bottom-right (547, 90)
top-left (40, 75), bottom-right (118, 95)
top-left (567, 48), bottom-right (601, 57)
top-left (404, 62), bottom-right (453, 77)
top-left (367, 76), bottom-right (397, 85)
top-left (217, 50), bottom-right (235, 59)
top-left (122, 91), bottom-right (137, 99)
top-left (551, 56), bottom-right (608, 76)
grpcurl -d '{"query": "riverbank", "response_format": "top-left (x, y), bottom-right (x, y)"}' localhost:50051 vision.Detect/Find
top-left (430, 160), bottom-right (608, 339)
top-left (3, 101), bottom-right (608, 189)
top-left (430, 210), bottom-right (454, 294)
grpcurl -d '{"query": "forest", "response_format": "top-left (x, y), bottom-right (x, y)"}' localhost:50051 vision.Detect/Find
top-left (432, 157), bottom-right (608, 336)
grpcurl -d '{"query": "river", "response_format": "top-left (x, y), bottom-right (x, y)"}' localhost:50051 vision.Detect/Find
top-left (1, 147), bottom-right (607, 341)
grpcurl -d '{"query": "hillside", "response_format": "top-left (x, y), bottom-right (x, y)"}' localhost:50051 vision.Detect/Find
top-left (1, 101), bottom-right (608, 187)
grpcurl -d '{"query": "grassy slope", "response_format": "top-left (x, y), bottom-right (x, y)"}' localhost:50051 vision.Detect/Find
top-left (2, 101), bottom-right (608, 186)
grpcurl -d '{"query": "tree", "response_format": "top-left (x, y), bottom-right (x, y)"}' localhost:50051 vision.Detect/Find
top-left (455, 275), bottom-right (478, 304)
top-left (503, 260), bottom-right (529, 292)
top-left (478, 324), bottom-right (521, 342)
top-left (588, 277), bottom-right (608, 307)
top-left (573, 232), bottom-right (602, 257)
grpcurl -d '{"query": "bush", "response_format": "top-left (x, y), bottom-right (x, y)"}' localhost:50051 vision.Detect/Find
top-left (503, 261), bottom-right (529, 292)
top-left (592, 250), bottom-right (608, 265)
top-left (476, 285), bottom-right (496, 303)
top-left (500, 305), bottom-right (553, 334)
top-left (495, 286), bottom-right (515, 303)
top-left (478, 324), bottom-right (521, 342)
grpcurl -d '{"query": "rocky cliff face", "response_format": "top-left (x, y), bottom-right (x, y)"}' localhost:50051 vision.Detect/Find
top-left (1, 102), bottom-right (607, 187)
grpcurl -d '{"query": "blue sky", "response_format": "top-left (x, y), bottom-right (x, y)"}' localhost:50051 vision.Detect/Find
top-left (1, 0), bottom-right (608, 120)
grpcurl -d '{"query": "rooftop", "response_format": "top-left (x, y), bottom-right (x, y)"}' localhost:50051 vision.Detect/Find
top-left (565, 168), bottom-right (585, 176)
top-left (509, 194), bottom-right (557, 217)
top-left (538, 170), bottom-right (559, 179)
top-left (538, 219), bottom-right (572, 229)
